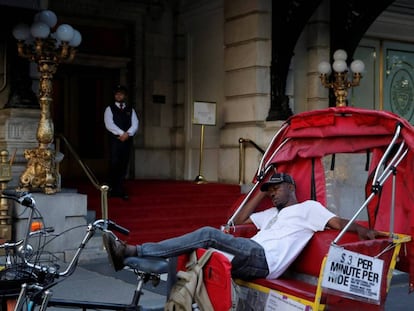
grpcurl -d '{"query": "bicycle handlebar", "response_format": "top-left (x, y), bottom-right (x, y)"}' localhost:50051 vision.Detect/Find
top-left (1, 190), bottom-right (129, 235)
top-left (106, 219), bottom-right (130, 235)
top-left (1, 189), bottom-right (35, 208)
top-left (1, 189), bottom-right (131, 283)
top-left (91, 219), bottom-right (130, 235)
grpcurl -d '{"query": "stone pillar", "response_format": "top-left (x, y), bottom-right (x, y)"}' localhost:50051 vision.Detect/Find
top-left (0, 150), bottom-right (12, 241)
top-left (0, 108), bottom-right (39, 187)
top-left (305, 0), bottom-right (331, 111)
top-left (221, 0), bottom-right (278, 184)
top-left (13, 192), bottom-right (88, 261)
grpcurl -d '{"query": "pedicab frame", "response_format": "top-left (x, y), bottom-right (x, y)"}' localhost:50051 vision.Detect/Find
top-left (225, 106), bottom-right (414, 310)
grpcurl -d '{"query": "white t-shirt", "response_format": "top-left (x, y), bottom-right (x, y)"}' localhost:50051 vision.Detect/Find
top-left (250, 200), bottom-right (336, 279)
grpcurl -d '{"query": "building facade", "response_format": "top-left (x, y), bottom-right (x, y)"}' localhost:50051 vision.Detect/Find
top-left (0, 0), bottom-right (413, 188)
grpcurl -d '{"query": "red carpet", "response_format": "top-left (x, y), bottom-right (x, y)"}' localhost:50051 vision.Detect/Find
top-left (65, 179), bottom-right (242, 245)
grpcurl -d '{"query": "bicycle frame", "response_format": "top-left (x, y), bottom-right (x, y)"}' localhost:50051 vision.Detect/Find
top-left (0, 190), bottom-right (170, 311)
top-left (14, 249), bottom-right (170, 311)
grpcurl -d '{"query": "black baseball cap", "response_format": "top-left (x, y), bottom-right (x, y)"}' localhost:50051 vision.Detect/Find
top-left (113, 85), bottom-right (128, 94)
top-left (260, 173), bottom-right (295, 191)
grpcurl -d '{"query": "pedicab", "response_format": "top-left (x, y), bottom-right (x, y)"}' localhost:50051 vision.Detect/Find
top-left (185, 106), bottom-right (414, 311)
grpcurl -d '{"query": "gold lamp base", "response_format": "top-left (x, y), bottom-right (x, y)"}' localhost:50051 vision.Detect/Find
top-left (18, 147), bottom-right (58, 194)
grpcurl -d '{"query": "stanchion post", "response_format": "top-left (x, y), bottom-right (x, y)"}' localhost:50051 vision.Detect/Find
top-left (193, 101), bottom-right (216, 184)
top-left (194, 125), bottom-right (206, 183)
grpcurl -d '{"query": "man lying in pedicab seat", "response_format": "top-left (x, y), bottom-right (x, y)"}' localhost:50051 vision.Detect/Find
top-left (103, 173), bottom-right (387, 280)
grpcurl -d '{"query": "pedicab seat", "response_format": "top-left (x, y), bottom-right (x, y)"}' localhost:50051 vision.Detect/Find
top-left (231, 224), bottom-right (405, 310)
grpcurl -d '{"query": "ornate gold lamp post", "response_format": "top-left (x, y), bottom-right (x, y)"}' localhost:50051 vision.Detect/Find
top-left (12, 10), bottom-right (82, 194)
top-left (318, 49), bottom-right (365, 107)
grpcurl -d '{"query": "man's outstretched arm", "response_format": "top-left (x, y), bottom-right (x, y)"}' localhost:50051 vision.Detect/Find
top-left (327, 216), bottom-right (389, 240)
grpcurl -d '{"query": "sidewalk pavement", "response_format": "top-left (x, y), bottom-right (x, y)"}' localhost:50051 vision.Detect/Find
top-left (46, 254), bottom-right (168, 311)
top-left (44, 251), bottom-right (414, 311)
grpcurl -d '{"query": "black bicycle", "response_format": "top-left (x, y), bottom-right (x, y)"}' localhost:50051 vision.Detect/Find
top-left (0, 190), bottom-right (174, 311)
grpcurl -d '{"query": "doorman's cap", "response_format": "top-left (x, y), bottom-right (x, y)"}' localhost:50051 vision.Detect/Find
top-left (113, 85), bottom-right (128, 94)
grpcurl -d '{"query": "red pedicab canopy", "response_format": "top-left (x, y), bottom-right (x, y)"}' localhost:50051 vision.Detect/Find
top-left (253, 106), bottom-right (414, 291)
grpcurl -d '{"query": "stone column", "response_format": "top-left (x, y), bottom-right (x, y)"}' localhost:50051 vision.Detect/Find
top-left (305, 0), bottom-right (331, 111)
top-left (221, 0), bottom-right (278, 184)
top-left (0, 150), bottom-right (12, 241)
top-left (0, 108), bottom-right (39, 187)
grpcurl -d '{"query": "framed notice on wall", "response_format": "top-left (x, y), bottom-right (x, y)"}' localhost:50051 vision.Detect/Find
top-left (193, 101), bottom-right (216, 126)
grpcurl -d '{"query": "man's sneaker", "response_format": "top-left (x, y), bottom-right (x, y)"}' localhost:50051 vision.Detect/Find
top-left (102, 232), bottom-right (127, 271)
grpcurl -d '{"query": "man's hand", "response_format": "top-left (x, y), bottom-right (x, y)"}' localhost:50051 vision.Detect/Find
top-left (356, 226), bottom-right (389, 240)
top-left (118, 132), bottom-right (129, 142)
top-left (327, 216), bottom-right (390, 240)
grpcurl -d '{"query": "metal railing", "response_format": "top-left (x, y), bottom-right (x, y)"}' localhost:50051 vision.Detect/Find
top-left (55, 134), bottom-right (109, 220)
top-left (55, 134), bottom-right (263, 208)
top-left (238, 138), bottom-right (265, 185)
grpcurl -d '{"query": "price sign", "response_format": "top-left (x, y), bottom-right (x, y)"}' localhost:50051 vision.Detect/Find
top-left (322, 245), bottom-right (384, 303)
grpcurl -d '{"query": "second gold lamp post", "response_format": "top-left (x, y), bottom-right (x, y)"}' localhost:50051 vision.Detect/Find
top-left (318, 49), bottom-right (365, 107)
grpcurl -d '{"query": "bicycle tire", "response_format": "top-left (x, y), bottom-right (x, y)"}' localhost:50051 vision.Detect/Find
top-left (0, 268), bottom-right (37, 297)
top-left (12, 296), bottom-right (36, 311)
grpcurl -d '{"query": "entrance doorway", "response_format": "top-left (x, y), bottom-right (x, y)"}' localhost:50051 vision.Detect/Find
top-left (53, 64), bottom-right (121, 183)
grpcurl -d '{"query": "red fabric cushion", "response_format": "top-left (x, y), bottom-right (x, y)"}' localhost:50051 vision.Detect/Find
top-left (177, 249), bottom-right (232, 311)
top-left (291, 229), bottom-right (359, 276)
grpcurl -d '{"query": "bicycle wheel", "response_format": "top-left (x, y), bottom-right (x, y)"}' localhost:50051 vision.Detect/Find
top-left (1, 297), bottom-right (16, 311)
top-left (0, 266), bottom-right (37, 293)
top-left (0, 265), bottom-right (45, 311)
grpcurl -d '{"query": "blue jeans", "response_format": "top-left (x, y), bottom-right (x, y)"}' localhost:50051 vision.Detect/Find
top-left (137, 226), bottom-right (269, 279)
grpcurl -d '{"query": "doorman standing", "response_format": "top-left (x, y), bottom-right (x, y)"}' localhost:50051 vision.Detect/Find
top-left (104, 85), bottom-right (139, 200)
